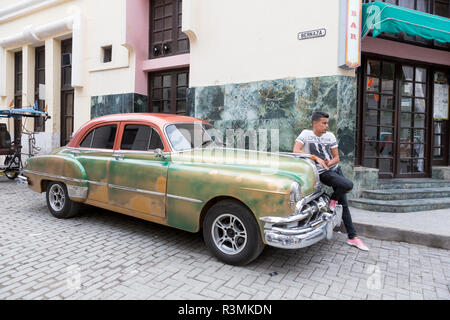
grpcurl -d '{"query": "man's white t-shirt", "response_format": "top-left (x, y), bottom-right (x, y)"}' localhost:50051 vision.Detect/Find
top-left (296, 130), bottom-right (339, 173)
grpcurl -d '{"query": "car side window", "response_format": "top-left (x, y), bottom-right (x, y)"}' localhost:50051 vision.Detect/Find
top-left (80, 130), bottom-right (94, 148)
top-left (121, 125), bottom-right (151, 151)
top-left (149, 128), bottom-right (164, 150)
top-left (120, 124), bottom-right (164, 151)
top-left (80, 125), bottom-right (117, 149)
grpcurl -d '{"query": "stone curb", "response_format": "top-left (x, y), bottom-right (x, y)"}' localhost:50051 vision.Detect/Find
top-left (336, 223), bottom-right (450, 250)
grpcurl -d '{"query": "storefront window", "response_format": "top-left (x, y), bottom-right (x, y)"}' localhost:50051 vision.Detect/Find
top-left (398, 0), bottom-right (415, 9)
top-left (432, 71), bottom-right (449, 163)
top-left (435, 0), bottom-right (450, 18)
top-left (359, 56), bottom-right (437, 177)
top-left (416, 0), bottom-right (429, 12)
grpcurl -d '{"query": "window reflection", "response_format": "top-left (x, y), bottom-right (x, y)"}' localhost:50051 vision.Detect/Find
top-left (399, 0), bottom-right (415, 9)
top-left (402, 66), bottom-right (414, 81)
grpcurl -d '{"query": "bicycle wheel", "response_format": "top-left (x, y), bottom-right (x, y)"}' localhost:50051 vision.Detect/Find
top-left (4, 154), bottom-right (22, 180)
top-left (5, 170), bottom-right (19, 180)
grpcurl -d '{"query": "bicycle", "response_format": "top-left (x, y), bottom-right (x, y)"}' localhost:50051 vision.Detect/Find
top-left (0, 105), bottom-right (50, 180)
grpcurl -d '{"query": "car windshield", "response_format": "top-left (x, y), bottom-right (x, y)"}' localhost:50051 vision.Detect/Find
top-left (165, 123), bottom-right (224, 151)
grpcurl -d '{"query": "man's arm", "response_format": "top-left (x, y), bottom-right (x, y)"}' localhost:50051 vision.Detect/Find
top-left (293, 141), bottom-right (307, 154)
top-left (293, 141), bottom-right (329, 170)
top-left (325, 147), bottom-right (340, 167)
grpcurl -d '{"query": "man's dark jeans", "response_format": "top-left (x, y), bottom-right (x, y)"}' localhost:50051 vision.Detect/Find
top-left (319, 167), bottom-right (357, 239)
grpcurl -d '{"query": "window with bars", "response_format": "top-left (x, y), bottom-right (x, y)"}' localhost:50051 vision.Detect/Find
top-left (361, 57), bottom-right (432, 177)
top-left (34, 46), bottom-right (45, 133)
top-left (149, 69), bottom-right (189, 115)
top-left (363, 60), bottom-right (397, 175)
top-left (149, 0), bottom-right (189, 59)
top-left (398, 65), bottom-right (428, 174)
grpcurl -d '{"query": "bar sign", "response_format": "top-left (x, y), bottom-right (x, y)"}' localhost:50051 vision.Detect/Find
top-left (338, 0), bottom-right (362, 69)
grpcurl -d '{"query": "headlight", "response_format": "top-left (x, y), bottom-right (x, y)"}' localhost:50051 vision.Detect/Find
top-left (289, 181), bottom-right (302, 210)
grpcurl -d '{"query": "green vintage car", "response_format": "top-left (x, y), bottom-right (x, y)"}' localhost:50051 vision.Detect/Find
top-left (19, 113), bottom-right (342, 265)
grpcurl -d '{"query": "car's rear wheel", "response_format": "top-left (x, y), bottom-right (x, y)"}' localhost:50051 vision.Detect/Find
top-left (46, 181), bottom-right (81, 219)
top-left (203, 200), bottom-right (264, 266)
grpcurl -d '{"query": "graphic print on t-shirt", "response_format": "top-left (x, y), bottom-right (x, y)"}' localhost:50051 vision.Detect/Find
top-left (309, 141), bottom-right (333, 161)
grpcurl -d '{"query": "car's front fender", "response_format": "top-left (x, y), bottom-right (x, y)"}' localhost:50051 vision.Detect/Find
top-left (165, 163), bottom-right (306, 235)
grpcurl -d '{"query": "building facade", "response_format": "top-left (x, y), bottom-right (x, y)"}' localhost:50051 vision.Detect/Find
top-left (0, 0), bottom-right (449, 189)
top-left (0, 0), bottom-right (149, 153)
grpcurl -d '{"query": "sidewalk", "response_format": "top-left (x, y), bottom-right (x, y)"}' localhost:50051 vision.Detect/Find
top-left (347, 206), bottom-right (450, 250)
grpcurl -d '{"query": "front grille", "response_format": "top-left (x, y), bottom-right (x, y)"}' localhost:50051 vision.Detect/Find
top-left (298, 194), bottom-right (330, 228)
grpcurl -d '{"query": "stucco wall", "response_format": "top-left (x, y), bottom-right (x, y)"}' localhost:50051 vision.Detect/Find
top-left (0, 0), bottom-right (136, 152)
top-left (183, 0), bottom-right (355, 87)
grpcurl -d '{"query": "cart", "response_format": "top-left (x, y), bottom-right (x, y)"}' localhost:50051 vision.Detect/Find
top-left (0, 107), bottom-right (50, 180)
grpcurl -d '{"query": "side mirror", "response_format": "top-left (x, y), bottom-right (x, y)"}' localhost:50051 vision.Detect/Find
top-left (155, 148), bottom-right (166, 160)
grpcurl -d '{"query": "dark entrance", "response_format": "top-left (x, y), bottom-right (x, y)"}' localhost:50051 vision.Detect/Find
top-left (14, 51), bottom-right (22, 146)
top-left (60, 39), bottom-right (74, 146)
top-left (357, 55), bottom-right (449, 178)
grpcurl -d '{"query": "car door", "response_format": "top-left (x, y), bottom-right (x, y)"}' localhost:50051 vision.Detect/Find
top-left (108, 122), bottom-right (169, 218)
top-left (72, 122), bottom-right (119, 204)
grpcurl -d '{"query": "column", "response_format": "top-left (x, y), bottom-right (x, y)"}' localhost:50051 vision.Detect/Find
top-left (45, 38), bottom-right (61, 150)
top-left (22, 45), bottom-right (35, 133)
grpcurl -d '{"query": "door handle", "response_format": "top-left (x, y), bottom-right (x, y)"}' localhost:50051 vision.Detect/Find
top-left (113, 153), bottom-right (124, 160)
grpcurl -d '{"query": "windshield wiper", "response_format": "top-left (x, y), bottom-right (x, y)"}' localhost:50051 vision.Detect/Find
top-left (202, 140), bottom-right (214, 147)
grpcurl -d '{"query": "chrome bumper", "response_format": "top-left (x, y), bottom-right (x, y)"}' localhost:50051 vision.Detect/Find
top-left (17, 174), bottom-right (29, 186)
top-left (263, 205), bottom-right (343, 249)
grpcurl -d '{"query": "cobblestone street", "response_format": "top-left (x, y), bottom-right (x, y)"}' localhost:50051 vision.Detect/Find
top-left (0, 177), bottom-right (449, 300)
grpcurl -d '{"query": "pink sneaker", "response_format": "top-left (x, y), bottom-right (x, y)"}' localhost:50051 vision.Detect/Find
top-left (347, 238), bottom-right (369, 251)
top-left (329, 200), bottom-right (338, 211)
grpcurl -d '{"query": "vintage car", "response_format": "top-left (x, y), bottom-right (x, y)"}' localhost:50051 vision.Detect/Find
top-left (19, 113), bottom-right (342, 265)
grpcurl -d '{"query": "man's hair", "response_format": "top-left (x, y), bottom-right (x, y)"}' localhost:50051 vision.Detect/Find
top-left (312, 111), bottom-right (329, 123)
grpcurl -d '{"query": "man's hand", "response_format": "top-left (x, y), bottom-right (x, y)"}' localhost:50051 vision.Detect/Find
top-left (315, 157), bottom-right (329, 170)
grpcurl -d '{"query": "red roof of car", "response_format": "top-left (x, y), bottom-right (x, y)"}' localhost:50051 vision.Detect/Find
top-left (88, 113), bottom-right (208, 127)
top-left (67, 113), bottom-right (210, 150)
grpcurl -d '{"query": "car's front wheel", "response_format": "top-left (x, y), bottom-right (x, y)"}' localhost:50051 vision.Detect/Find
top-left (46, 182), bottom-right (81, 219)
top-left (203, 200), bottom-right (264, 266)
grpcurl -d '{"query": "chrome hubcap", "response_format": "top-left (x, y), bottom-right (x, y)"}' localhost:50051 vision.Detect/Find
top-left (49, 184), bottom-right (65, 212)
top-left (212, 214), bottom-right (247, 255)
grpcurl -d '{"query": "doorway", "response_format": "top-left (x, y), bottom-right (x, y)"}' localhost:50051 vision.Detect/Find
top-left (358, 55), bottom-right (434, 178)
top-left (60, 39), bottom-right (74, 146)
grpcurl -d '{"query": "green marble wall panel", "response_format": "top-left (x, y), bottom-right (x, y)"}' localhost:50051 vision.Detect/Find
top-left (350, 166), bottom-right (380, 198)
top-left (432, 166), bottom-right (450, 180)
top-left (91, 93), bottom-right (148, 119)
top-left (187, 76), bottom-right (357, 176)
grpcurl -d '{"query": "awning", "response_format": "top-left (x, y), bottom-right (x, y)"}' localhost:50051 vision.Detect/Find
top-left (362, 2), bottom-right (450, 44)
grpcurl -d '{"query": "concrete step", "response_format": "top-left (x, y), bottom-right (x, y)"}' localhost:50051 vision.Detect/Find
top-left (348, 197), bottom-right (450, 213)
top-left (377, 178), bottom-right (450, 189)
top-left (362, 187), bottom-right (450, 201)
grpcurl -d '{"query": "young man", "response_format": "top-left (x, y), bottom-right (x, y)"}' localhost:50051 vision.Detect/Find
top-left (293, 111), bottom-right (369, 251)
